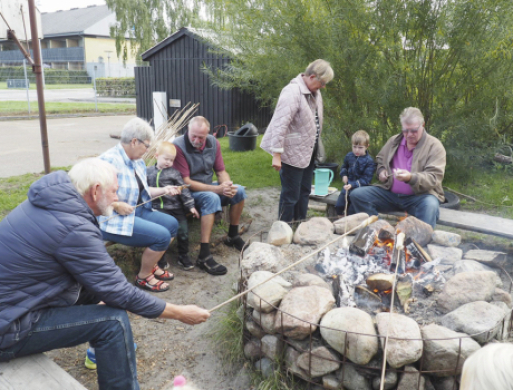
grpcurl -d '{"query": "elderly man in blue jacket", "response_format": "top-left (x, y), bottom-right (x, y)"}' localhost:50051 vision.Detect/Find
top-left (0, 158), bottom-right (210, 390)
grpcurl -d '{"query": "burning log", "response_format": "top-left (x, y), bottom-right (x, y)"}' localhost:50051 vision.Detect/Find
top-left (405, 237), bottom-right (432, 263)
top-left (350, 220), bottom-right (395, 257)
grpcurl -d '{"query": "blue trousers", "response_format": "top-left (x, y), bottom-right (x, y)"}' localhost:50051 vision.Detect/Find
top-left (279, 160), bottom-right (316, 223)
top-left (0, 305), bottom-right (139, 390)
top-left (102, 207), bottom-right (178, 251)
top-left (191, 184), bottom-right (247, 216)
top-left (349, 186), bottom-right (440, 228)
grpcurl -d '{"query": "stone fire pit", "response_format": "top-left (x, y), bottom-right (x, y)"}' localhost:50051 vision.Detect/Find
top-left (241, 215), bottom-right (513, 389)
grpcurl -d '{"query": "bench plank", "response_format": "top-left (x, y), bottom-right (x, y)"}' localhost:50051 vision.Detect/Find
top-left (0, 353), bottom-right (87, 390)
top-left (310, 191), bottom-right (513, 240)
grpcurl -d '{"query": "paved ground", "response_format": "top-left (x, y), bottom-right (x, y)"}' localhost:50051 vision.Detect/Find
top-left (0, 88), bottom-right (135, 104)
top-left (0, 115), bottom-right (135, 177)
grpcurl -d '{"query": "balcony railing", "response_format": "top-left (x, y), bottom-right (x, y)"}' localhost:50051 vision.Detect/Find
top-left (0, 47), bottom-right (85, 62)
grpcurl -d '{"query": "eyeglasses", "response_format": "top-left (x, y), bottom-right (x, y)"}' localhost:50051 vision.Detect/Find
top-left (137, 139), bottom-right (150, 149)
top-left (401, 125), bottom-right (422, 134)
top-left (316, 76), bottom-right (326, 87)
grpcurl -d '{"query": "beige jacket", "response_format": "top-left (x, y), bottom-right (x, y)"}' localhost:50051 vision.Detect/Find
top-left (260, 74), bottom-right (323, 168)
top-left (375, 131), bottom-right (446, 202)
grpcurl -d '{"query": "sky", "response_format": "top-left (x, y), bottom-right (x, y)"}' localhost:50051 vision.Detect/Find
top-left (36, 0), bottom-right (107, 13)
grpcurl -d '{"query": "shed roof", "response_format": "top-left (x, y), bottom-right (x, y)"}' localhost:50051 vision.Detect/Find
top-left (41, 5), bottom-right (114, 38)
top-left (141, 27), bottom-right (227, 60)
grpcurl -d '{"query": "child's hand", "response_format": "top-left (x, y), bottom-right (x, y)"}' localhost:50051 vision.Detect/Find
top-left (344, 184), bottom-right (352, 191)
top-left (164, 185), bottom-right (181, 196)
top-left (342, 176), bottom-right (348, 184)
top-left (190, 208), bottom-right (200, 218)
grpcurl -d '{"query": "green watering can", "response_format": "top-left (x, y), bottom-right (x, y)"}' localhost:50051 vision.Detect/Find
top-left (314, 168), bottom-right (334, 196)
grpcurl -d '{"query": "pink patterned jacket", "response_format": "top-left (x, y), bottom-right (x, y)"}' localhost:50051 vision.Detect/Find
top-left (260, 74), bottom-right (323, 169)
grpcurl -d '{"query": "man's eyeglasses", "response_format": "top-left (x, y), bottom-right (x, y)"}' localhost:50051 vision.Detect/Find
top-left (137, 139), bottom-right (150, 149)
top-left (402, 125), bottom-right (422, 134)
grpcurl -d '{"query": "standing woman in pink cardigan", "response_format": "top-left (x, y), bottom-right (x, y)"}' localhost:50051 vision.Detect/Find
top-left (261, 59), bottom-right (334, 224)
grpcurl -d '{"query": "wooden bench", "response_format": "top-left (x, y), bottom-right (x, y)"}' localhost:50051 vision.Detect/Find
top-left (310, 191), bottom-right (513, 240)
top-left (0, 353), bottom-right (87, 390)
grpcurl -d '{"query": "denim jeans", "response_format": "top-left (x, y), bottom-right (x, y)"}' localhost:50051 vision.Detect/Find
top-left (349, 186), bottom-right (440, 228)
top-left (102, 207), bottom-right (178, 251)
top-left (279, 159), bottom-right (316, 223)
top-left (191, 184), bottom-right (247, 216)
top-left (0, 305), bottom-right (139, 390)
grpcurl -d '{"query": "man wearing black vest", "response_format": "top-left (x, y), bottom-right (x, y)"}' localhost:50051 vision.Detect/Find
top-left (173, 116), bottom-right (247, 275)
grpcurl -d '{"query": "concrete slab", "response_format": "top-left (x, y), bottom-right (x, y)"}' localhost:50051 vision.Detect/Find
top-left (0, 115), bottom-right (134, 177)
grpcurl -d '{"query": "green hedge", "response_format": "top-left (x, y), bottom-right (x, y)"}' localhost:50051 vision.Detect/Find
top-left (96, 77), bottom-right (135, 97)
top-left (0, 67), bottom-right (90, 84)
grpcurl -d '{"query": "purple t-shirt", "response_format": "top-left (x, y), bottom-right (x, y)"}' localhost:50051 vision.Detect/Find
top-left (390, 137), bottom-right (415, 195)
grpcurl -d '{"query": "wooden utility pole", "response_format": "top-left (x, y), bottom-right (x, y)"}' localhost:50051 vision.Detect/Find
top-left (27, 0), bottom-right (50, 174)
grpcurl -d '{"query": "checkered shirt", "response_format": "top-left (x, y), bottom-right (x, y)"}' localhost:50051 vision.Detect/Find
top-left (97, 143), bottom-right (152, 236)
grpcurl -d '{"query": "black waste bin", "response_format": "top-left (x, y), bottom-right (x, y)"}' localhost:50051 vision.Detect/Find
top-left (228, 123), bottom-right (258, 151)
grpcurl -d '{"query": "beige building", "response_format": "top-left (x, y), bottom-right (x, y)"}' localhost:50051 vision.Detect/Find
top-left (0, 5), bottom-right (138, 78)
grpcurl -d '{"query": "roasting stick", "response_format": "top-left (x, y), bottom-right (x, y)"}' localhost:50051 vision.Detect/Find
top-left (379, 232), bottom-right (406, 390)
top-left (100, 184), bottom-right (190, 224)
top-left (208, 215), bottom-right (379, 313)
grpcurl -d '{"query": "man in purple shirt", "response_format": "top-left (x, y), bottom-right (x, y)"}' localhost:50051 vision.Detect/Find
top-left (350, 107), bottom-right (446, 228)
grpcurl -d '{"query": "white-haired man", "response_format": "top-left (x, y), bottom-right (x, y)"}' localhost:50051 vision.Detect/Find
top-left (0, 158), bottom-right (210, 390)
top-left (350, 107), bottom-right (446, 228)
top-left (173, 116), bottom-right (247, 275)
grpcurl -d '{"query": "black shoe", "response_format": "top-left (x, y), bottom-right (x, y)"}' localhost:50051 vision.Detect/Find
top-left (157, 258), bottom-right (169, 270)
top-left (197, 255), bottom-right (227, 275)
top-left (177, 254), bottom-right (195, 271)
top-left (224, 235), bottom-right (246, 252)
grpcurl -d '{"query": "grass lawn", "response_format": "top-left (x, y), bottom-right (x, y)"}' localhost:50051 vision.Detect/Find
top-left (0, 83), bottom-right (93, 90)
top-left (2, 134), bottom-right (513, 230)
top-left (0, 101), bottom-right (136, 116)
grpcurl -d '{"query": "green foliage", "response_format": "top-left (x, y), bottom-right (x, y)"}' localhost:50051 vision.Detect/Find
top-left (96, 77), bottom-right (136, 97)
top-left (105, 0), bottom-right (203, 60)
top-left (0, 67), bottom-right (90, 84)
top-left (200, 0), bottom-right (513, 177)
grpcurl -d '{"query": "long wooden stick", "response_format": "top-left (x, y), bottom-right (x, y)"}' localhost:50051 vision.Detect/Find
top-left (379, 232), bottom-right (405, 390)
top-left (208, 215), bottom-right (379, 313)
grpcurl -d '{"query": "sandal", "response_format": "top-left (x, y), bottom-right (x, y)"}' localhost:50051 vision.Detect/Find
top-left (152, 265), bottom-right (174, 281)
top-left (196, 255), bottom-right (227, 276)
top-left (135, 274), bottom-right (170, 292)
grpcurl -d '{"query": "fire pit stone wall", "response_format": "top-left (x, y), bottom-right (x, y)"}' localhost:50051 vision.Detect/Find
top-left (242, 215), bottom-right (513, 389)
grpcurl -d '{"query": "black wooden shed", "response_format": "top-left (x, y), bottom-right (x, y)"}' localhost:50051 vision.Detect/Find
top-left (135, 28), bottom-right (271, 132)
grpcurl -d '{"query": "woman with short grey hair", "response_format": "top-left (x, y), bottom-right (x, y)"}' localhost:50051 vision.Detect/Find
top-left (260, 59), bottom-right (334, 223)
top-left (97, 117), bottom-right (180, 293)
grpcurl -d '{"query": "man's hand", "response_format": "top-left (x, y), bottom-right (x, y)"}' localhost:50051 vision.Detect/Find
top-left (190, 207), bottom-right (200, 218)
top-left (164, 185), bottom-right (181, 196)
top-left (344, 184), bottom-right (352, 191)
top-left (378, 170), bottom-right (390, 183)
top-left (272, 154), bottom-right (282, 171)
top-left (342, 176), bottom-right (348, 184)
top-left (221, 181), bottom-right (235, 198)
top-left (113, 202), bottom-right (134, 215)
top-left (393, 169), bottom-right (412, 182)
top-left (176, 305), bottom-right (211, 325)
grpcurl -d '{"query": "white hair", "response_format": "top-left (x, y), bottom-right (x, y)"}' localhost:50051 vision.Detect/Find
top-left (68, 158), bottom-right (117, 196)
top-left (399, 107), bottom-right (424, 125)
top-left (120, 117), bottom-right (154, 144)
top-left (460, 343), bottom-right (513, 390)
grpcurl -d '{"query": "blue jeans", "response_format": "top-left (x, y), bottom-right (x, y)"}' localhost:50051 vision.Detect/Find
top-left (102, 207), bottom-right (178, 251)
top-left (279, 160), bottom-right (316, 223)
top-left (349, 186), bottom-right (440, 228)
top-left (335, 188), bottom-right (355, 216)
top-left (192, 184), bottom-right (247, 216)
top-left (0, 305), bottom-right (139, 390)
